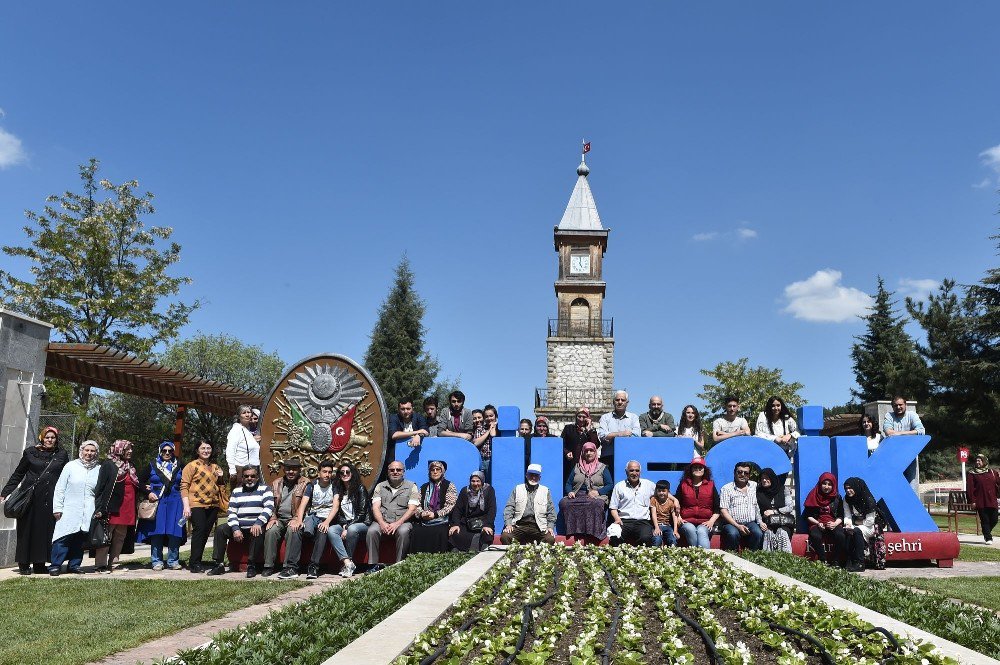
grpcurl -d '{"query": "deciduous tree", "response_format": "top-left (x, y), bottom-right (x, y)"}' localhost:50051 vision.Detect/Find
top-left (697, 357), bottom-right (804, 422)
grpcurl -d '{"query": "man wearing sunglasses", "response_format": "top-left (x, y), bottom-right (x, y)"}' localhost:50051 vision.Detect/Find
top-left (207, 467), bottom-right (274, 577)
top-left (718, 462), bottom-right (766, 552)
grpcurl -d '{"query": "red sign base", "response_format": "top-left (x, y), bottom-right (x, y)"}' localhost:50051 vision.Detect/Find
top-left (792, 531), bottom-right (959, 568)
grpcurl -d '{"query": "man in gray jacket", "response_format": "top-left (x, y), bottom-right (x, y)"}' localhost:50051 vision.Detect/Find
top-left (500, 463), bottom-right (556, 545)
top-left (365, 461), bottom-right (420, 572)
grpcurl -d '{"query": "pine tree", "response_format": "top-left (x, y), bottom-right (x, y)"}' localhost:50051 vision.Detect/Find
top-left (850, 276), bottom-right (929, 403)
top-left (363, 257), bottom-right (440, 410)
top-left (965, 231), bottom-right (1000, 399)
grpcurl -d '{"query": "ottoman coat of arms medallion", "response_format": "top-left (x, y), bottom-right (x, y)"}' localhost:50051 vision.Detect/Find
top-left (260, 354), bottom-right (388, 489)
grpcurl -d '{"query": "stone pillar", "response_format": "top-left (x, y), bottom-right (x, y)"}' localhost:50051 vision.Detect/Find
top-left (0, 309), bottom-right (54, 567)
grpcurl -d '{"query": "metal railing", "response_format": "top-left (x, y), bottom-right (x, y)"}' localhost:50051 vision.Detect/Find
top-left (535, 388), bottom-right (619, 410)
top-left (547, 317), bottom-right (613, 338)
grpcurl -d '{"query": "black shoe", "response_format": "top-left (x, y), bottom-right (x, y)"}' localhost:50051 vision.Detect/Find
top-left (206, 563), bottom-right (226, 576)
top-left (17, 565), bottom-right (31, 576)
top-left (277, 567), bottom-right (298, 580)
top-left (846, 561), bottom-right (863, 572)
top-left (261, 567), bottom-right (276, 577)
top-left (68, 568), bottom-right (84, 574)
top-left (306, 565), bottom-right (319, 580)
top-left (365, 563), bottom-right (387, 575)
top-left (48, 567), bottom-right (60, 576)
top-left (189, 563), bottom-right (203, 574)
top-left (246, 566), bottom-right (258, 579)
top-left (33, 563), bottom-right (47, 574)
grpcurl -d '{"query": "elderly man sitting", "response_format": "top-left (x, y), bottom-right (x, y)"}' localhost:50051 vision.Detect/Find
top-left (500, 464), bottom-right (556, 545)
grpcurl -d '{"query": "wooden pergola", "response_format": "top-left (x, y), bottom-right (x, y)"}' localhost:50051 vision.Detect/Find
top-left (45, 343), bottom-right (264, 455)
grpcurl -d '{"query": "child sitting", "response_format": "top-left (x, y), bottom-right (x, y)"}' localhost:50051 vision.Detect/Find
top-left (650, 479), bottom-right (679, 547)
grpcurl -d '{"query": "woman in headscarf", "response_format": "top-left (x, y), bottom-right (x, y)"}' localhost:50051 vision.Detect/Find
top-left (803, 472), bottom-right (846, 566)
top-left (136, 442), bottom-right (186, 571)
top-left (560, 407), bottom-right (600, 480)
top-left (48, 440), bottom-right (101, 575)
top-left (533, 416), bottom-right (551, 438)
top-left (1, 426), bottom-right (69, 574)
top-left (449, 471), bottom-right (497, 552)
top-left (93, 439), bottom-right (140, 572)
top-left (409, 460), bottom-right (457, 554)
top-left (967, 453), bottom-right (999, 544)
top-left (757, 467), bottom-right (794, 553)
top-left (843, 477), bottom-right (879, 572)
top-left (558, 441), bottom-right (612, 544)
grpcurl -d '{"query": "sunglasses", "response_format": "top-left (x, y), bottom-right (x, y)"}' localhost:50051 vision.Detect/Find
top-left (339, 469), bottom-right (352, 475)
top-left (243, 474), bottom-right (258, 480)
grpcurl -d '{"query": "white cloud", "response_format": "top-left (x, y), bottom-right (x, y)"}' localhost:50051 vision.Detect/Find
top-left (979, 144), bottom-right (1000, 186)
top-left (691, 226), bottom-right (758, 242)
top-left (782, 269), bottom-right (872, 323)
top-left (973, 177), bottom-right (992, 189)
top-left (897, 278), bottom-right (939, 301)
top-left (0, 120), bottom-right (26, 169)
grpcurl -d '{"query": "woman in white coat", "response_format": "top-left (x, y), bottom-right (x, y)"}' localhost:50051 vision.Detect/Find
top-left (49, 441), bottom-right (103, 575)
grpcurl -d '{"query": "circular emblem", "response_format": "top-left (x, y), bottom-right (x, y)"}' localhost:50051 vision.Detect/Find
top-left (260, 354), bottom-right (388, 489)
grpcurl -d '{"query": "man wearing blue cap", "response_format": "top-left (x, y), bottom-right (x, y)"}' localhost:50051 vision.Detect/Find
top-left (500, 463), bottom-right (556, 545)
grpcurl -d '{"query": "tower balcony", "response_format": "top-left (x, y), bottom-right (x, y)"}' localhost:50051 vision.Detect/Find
top-left (547, 317), bottom-right (613, 338)
top-left (535, 388), bottom-right (620, 410)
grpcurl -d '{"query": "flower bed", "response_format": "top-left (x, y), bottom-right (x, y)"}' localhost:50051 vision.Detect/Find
top-left (744, 550), bottom-right (1000, 660)
top-left (164, 552), bottom-right (472, 665)
top-left (394, 545), bottom-right (957, 665)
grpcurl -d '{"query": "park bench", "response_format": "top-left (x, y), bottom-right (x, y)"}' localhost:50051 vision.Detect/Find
top-left (945, 490), bottom-right (980, 535)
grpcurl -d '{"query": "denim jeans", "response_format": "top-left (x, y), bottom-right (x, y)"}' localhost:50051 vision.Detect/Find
top-left (720, 521), bottom-right (764, 551)
top-left (149, 534), bottom-right (183, 566)
top-left (651, 523), bottom-right (678, 547)
top-left (51, 531), bottom-right (86, 571)
top-left (678, 521), bottom-right (711, 548)
top-left (330, 523), bottom-right (367, 561)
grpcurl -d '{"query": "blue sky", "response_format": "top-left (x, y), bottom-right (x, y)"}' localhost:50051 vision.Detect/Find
top-left (1, 3), bottom-right (998, 420)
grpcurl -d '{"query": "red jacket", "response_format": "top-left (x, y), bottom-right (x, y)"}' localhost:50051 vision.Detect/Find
top-left (967, 470), bottom-right (999, 510)
top-left (676, 478), bottom-right (718, 524)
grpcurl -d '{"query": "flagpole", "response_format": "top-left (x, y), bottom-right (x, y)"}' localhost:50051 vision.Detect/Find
top-left (581, 138), bottom-right (587, 162)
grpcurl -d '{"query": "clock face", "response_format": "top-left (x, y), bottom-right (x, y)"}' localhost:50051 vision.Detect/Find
top-left (570, 254), bottom-right (591, 274)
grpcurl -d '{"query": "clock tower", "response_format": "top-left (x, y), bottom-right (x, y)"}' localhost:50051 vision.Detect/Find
top-left (535, 153), bottom-right (615, 430)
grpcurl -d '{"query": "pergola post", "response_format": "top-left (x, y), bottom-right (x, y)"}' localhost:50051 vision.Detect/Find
top-left (168, 403), bottom-right (191, 458)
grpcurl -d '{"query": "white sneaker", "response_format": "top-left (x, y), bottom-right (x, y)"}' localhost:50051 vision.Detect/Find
top-left (340, 561), bottom-right (355, 577)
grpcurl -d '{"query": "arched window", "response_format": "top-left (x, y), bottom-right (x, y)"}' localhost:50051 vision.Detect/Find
top-left (570, 297), bottom-right (590, 335)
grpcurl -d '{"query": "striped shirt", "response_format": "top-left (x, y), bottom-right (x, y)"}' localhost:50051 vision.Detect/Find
top-left (226, 484), bottom-right (274, 530)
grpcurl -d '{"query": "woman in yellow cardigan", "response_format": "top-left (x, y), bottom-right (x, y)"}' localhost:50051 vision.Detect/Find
top-left (180, 441), bottom-right (225, 573)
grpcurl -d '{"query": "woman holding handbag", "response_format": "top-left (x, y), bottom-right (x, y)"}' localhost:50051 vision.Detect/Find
top-left (92, 440), bottom-right (140, 573)
top-left (136, 442), bottom-right (186, 571)
top-left (757, 467), bottom-right (794, 552)
top-left (1, 426), bottom-right (69, 575)
top-left (449, 470), bottom-right (496, 552)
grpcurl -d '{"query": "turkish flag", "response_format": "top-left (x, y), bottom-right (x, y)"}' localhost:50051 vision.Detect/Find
top-left (583, 142), bottom-right (591, 154)
top-left (330, 406), bottom-right (357, 452)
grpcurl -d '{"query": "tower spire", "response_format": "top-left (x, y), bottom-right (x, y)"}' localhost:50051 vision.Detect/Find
top-left (559, 142), bottom-right (601, 230)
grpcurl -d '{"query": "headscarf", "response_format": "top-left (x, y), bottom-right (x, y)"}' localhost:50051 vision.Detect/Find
top-left (534, 416), bottom-right (549, 435)
top-left (843, 477), bottom-right (877, 515)
top-left (78, 440), bottom-right (100, 470)
top-left (756, 467), bottom-right (784, 509)
top-left (427, 460), bottom-right (447, 512)
top-left (578, 442), bottom-right (601, 476)
top-left (970, 454), bottom-right (991, 475)
top-left (109, 439), bottom-right (139, 485)
top-left (156, 441), bottom-right (177, 481)
top-left (467, 470), bottom-right (487, 511)
top-left (37, 425), bottom-right (59, 449)
top-left (804, 472), bottom-right (838, 510)
top-left (576, 407), bottom-right (591, 433)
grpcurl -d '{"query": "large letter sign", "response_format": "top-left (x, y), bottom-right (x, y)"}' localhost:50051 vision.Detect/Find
top-left (393, 403), bottom-right (956, 564)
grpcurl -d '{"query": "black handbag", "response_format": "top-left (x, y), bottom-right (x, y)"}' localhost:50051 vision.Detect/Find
top-left (767, 513), bottom-right (795, 529)
top-left (3, 455), bottom-right (58, 519)
top-left (466, 517), bottom-right (484, 532)
top-left (87, 515), bottom-right (112, 548)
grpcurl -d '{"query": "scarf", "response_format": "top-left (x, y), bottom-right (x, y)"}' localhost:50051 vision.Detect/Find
top-left (78, 440), bottom-right (100, 470)
top-left (467, 471), bottom-right (487, 511)
top-left (578, 442), bottom-right (601, 476)
top-left (970, 454), bottom-right (991, 474)
top-left (843, 477), bottom-right (877, 515)
top-left (576, 408), bottom-right (591, 434)
top-left (804, 472), bottom-right (838, 523)
top-left (36, 425), bottom-right (59, 451)
top-left (110, 439), bottom-right (139, 485)
top-left (756, 467), bottom-right (784, 510)
top-left (155, 441), bottom-right (177, 483)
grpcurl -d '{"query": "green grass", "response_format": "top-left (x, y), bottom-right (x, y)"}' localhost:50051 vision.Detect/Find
top-left (956, 544), bottom-right (1000, 562)
top-left (893, 576), bottom-right (1000, 613)
top-left (171, 552), bottom-right (474, 665)
top-left (0, 578), bottom-right (305, 665)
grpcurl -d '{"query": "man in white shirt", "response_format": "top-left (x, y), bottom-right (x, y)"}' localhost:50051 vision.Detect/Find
top-left (718, 461), bottom-right (765, 551)
top-left (598, 391), bottom-right (640, 463)
top-left (712, 396), bottom-right (751, 445)
top-left (608, 460), bottom-right (655, 546)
